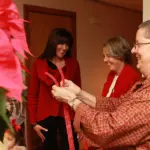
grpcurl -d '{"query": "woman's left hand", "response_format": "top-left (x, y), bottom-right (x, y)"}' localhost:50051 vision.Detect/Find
top-left (52, 85), bottom-right (76, 104)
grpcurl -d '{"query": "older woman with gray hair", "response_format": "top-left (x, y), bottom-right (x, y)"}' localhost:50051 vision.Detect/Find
top-left (51, 20), bottom-right (150, 149)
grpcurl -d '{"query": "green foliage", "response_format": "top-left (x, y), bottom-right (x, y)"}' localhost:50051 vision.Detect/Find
top-left (0, 89), bottom-right (14, 140)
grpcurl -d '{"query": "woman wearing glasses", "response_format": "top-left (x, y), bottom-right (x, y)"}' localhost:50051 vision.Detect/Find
top-left (79, 36), bottom-right (141, 149)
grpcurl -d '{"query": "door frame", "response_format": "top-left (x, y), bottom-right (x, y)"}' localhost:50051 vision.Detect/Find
top-left (23, 5), bottom-right (77, 150)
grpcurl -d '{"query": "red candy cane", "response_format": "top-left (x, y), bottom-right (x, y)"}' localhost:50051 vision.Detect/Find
top-left (45, 72), bottom-right (59, 86)
top-left (57, 65), bottom-right (75, 150)
top-left (57, 66), bottom-right (88, 150)
top-left (45, 65), bottom-right (75, 150)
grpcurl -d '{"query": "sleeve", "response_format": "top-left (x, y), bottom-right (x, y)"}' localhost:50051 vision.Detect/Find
top-left (95, 96), bottom-right (121, 111)
top-left (27, 61), bottom-right (40, 124)
top-left (74, 98), bottom-right (149, 149)
top-left (73, 60), bottom-right (81, 88)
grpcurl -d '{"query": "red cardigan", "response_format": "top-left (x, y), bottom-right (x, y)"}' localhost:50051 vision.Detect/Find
top-left (28, 57), bottom-right (81, 124)
top-left (102, 64), bottom-right (141, 98)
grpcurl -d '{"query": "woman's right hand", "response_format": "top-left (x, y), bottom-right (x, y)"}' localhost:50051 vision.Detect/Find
top-left (61, 79), bottom-right (81, 95)
top-left (33, 124), bottom-right (48, 142)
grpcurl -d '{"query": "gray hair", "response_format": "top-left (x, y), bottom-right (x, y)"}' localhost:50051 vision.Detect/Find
top-left (139, 20), bottom-right (150, 39)
top-left (103, 36), bottom-right (132, 65)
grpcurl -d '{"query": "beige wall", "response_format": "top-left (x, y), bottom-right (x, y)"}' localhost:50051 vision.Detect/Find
top-left (15, 0), bottom-right (142, 95)
top-left (143, 0), bottom-right (150, 21)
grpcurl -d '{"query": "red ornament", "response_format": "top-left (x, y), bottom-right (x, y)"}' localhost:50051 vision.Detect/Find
top-left (11, 119), bottom-right (21, 132)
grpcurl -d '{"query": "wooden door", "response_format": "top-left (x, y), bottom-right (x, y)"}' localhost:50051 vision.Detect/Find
top-left (24, 5), bottom-right (76, 150)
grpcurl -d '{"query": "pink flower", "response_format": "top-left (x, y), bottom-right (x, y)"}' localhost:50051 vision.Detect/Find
top-left (0, 0), bottom-right (32, 101)
top-left (0, 0), bottom-right (12, 14)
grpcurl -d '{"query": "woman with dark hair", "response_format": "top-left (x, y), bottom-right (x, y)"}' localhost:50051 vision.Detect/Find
top-left (102, 36), bottom-right (141, 98)
top-left (28, 28), bottom-right (81, 150)
top-left (39, 28), bottom-right (73, 59)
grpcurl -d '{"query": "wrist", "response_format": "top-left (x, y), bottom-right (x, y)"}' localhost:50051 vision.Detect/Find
top-left (68, 96), bottom-right (77, 107)
top-left (77, 89), bottom-right (82, 97)
top-left (73, 99), bottom-right (82, 110)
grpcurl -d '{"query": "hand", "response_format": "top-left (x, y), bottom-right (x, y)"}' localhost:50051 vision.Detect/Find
top-left (0, 140), bottom-right (8, 150)
top-left (33, 124), bottom-right (48, 142)
top-left (52, 85), bottom-right (76, 103)
top-left (60, 79), bottom-right (81, 95)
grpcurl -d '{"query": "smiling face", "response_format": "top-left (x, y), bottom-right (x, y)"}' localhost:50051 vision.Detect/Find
top-left (103, 46), bottom-right (124, 73)
top-left (56, 43), bottom-right (69, 59)
top-left (131, 28), bottom-right (150, 77)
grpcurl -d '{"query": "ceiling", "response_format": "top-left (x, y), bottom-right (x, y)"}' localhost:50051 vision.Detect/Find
top-left (93, 0), bottom-right (142, 12)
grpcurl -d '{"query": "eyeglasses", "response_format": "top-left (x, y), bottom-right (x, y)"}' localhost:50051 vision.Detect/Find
top-left (133, 42), bottom-right (150, 49)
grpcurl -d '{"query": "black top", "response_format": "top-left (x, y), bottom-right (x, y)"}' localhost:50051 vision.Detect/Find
top-left (46, 60), bottom-right (57, 70)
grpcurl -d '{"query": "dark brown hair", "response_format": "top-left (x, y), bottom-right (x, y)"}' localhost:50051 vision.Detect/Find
top-left (39, 28), bottom-right (73, 59)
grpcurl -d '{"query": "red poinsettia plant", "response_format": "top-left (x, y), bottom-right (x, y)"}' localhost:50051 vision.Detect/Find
top-left (0, 0), bottom-right (32, 139)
